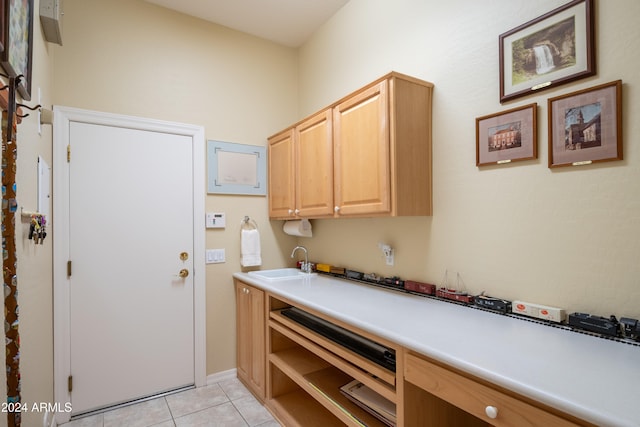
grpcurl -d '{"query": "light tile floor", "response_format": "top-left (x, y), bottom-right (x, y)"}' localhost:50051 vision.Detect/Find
top-left (61, 378), bottom-right (281, 427)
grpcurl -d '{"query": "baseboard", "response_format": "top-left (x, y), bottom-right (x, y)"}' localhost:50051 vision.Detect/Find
top-left (206, 368), bottom-right (237, 385)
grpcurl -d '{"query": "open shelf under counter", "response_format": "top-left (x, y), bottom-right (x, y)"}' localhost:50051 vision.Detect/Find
top-left (269, 347), bottom-right (390, 427)
top-left (269, 308), bottom-right (397, 397)
top-left (268, 389), bottom-right (341, 427)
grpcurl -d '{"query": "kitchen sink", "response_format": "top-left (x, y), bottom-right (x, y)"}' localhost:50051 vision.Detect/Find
top-left (248, 268), bottom-right (316, 281)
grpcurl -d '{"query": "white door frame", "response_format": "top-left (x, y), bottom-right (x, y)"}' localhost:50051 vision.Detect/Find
top-left (52, 106), bottom-right (206, 423)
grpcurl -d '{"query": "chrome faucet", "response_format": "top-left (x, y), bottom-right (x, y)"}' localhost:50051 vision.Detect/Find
top-left (290, 245), bottom-right (311, 273)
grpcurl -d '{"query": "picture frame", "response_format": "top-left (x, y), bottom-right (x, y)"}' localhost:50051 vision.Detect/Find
top-left (499, 0), bottom-right (595, 103)
top-left (476, 103), bottom-right (537, 166)
top-left (1, 0), bottom-right (35, 100)
top-left (207, 140), bottom-right (267, 195)
top-left (0, 1), bottom-right (5, 54)
top-left (548, 80), bottom-right (622, 168)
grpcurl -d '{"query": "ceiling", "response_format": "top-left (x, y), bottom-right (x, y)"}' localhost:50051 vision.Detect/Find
top-left (144, 0), bottom-right (351, 47)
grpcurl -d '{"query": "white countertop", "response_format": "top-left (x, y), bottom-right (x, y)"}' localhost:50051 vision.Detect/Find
top-left (234, 272), bottom-right (640, 427)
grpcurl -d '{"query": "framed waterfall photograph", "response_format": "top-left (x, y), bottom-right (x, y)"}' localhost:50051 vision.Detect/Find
top-left (499, 0), bottom-right (595, 103)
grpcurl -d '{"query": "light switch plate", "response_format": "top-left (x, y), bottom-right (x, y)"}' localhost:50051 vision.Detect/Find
top-left (206, 249), bottom-right (225, 264)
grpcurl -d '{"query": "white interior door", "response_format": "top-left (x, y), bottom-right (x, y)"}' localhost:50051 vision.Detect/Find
top-left (53, 107), bottom-right (206, 421)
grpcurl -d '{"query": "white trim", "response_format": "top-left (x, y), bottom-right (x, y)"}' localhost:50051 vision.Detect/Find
top-left (52, 106), bottom-right (206, 424)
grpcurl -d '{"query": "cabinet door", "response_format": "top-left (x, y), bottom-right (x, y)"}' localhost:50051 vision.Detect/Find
top-left (249, 286), bottom-right (265, 397)
top-left (236, 283), bottom-right (252, 384)
top-left (333, 80), bottom-right (391, 216)
top-left (295, 109), bottom-right (334, 217)
top-left (268, 129), bottom-right (295, 219)
top-left (235, 282), bottom-right (265, 399)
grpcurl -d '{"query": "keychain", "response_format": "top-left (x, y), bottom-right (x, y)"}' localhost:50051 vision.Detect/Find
top-left (28, 215), bottom-right (46, 244)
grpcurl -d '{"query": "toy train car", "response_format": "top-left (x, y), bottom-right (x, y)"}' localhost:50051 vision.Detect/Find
top-left (345, 269), bottom-right (364, 280)
top-left (316, 263), bottom-right (332, 273)
top-left (330, 266), bottom-right (346, 276)
top-left (362, 273), bottom-right (383, 284)
top-left (569, 313), bottom-right (640, 341)
top-left (404, 280), bottom-right (436, 296)
top-left (569, 313), bottom-right (619, 337)
top-left (384, 276), bottom-right (404, 289)
top-left (620, 317), bottom-right (640, 341)
top-left (474, 294), bottom-right (512, 314)
top-left (436, 288), bottom-right (474, 304)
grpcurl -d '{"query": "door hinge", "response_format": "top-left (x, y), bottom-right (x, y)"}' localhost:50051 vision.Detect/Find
top-left (67, 144), bottom-right (71, 162)
top-left (68, 375), bottom-right (73, 393)
top-left (67, 260), bottom-right (72, 278)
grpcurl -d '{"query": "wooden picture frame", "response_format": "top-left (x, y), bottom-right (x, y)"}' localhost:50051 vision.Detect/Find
top-left (476, 103), bottom-right (537, 166)
top-left (1, 0), bottom-right (35, 100)
top-left (0, 1), bottom-right (5, 54)
top-left (499, 0), bottom-right (595, 103)
top-left (548, 80), bottom-right (622, 168)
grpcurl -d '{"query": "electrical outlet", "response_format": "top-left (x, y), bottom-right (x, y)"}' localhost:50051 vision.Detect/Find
top-left (378, 242), bottom-right (394, 266)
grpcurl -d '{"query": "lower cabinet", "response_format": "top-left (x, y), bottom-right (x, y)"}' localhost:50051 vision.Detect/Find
top-left (235, 280), bottom-right (266, 400)
top-left (235, 281), bottom-right (592, 427)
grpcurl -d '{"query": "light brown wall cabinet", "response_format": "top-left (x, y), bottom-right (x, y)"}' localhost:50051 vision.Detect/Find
top-left (235, 280), bottom-right (266, 400)
top-left (268, 72), bottom-right (433, 219)
top-left (235, 279), bottom-right (593, 427)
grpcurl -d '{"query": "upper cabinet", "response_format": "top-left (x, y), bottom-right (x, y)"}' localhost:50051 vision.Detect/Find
top-left (295, 109), bottom-right (334, 218)
top-left (268, 72), bottom-right (433, 219)
top-left (267, 129), bottom-right (295, 219)
top-left (268, 110), bottom-right (334, 219)
top-left (333, 80), bottom-right (390, 216)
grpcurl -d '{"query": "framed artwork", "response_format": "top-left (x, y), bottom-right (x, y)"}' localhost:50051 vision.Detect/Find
top-left (548, 80), bottom-right (622, 168)
top-left (476, 103), bottom-right (537, 166)
top-left (499, 0), bottom-right (595, 103)
top-left (207, 140), bottom-right (267, 195)
top-left (1, 0), bottom-right (35, 100)
top-left (0, 1), bottom-right (5, 53)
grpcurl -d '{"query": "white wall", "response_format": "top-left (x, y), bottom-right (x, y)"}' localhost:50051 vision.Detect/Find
top-left (296, 0), bottom-right (640, 319)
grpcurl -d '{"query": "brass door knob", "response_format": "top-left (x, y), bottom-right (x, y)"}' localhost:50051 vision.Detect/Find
top-left (178, 269), bottom-right (189, 278)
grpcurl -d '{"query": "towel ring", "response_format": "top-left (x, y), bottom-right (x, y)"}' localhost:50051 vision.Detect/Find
top-left (241, 216), bottom-right (258, 230)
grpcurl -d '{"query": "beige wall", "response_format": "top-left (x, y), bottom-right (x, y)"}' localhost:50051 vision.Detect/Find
top-left (50, 0), bottom-right (301, 380)
top-left (3, 0), bottom-right (639, 425)
top-left (297, 0), bottom-right (640, 319)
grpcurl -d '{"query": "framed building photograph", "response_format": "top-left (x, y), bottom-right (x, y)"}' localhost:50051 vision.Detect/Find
top-left (548, 80), bottom-right (622, 168)
top-left (476, 103), bottom-right (537, 166)
top-left (1, 0), bottom-right (35, 100)
top-left (499, 0), bottom-right (595, 103)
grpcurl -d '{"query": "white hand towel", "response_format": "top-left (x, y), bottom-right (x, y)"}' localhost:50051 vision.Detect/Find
top-left (241, 229), bottom-right (262, 267)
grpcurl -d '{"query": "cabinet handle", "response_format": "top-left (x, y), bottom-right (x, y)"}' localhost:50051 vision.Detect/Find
top-left (288, 209), bottom-right (294, 215)
top-left (334, 206), bottom-right (340, 213)
top-left (485, 406), bottom-right (498, 419)
top-left (294, 209), bottom-right (300, 215)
